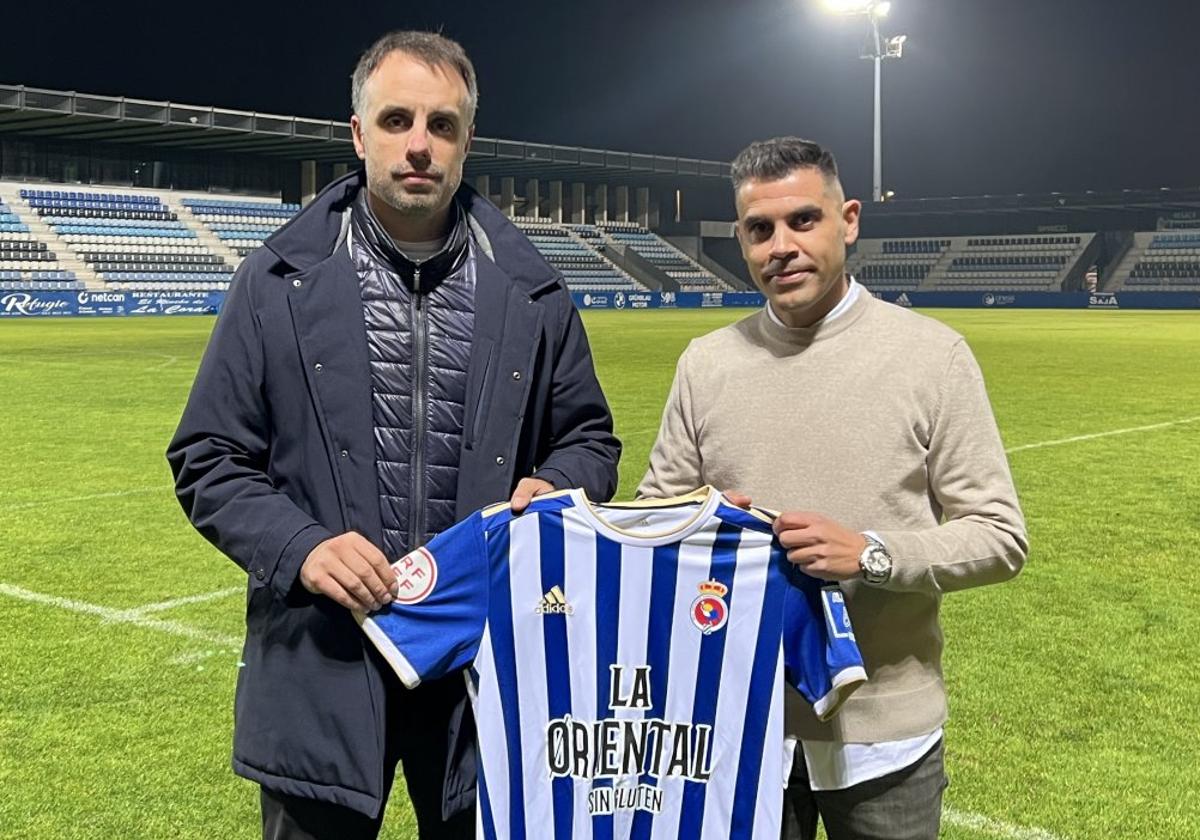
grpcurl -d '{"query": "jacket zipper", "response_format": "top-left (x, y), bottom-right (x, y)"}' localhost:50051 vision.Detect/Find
top-left (409, 265), bottom-right (429, 551)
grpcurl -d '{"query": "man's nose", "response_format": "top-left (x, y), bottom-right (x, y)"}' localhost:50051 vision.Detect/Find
top-left (769, 227), bottom-right (797, 260)
top-left (406, 124), bottom-right (431, 162)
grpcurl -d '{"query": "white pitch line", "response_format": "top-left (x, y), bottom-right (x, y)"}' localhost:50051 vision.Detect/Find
top-left (168, 649), bottom-right (230, 666)
top-left (0, 582), bottom-right (240, 649)
top-left (148, 354), bottom-right (179, 370)
top-left (944, 807), bottom-right (1067, 840)
top-left (11, 350), bottom-right (184, 368)
top-left (122, 586), bottom-right (242, 617)
top-left (1006, 415), bottom-right (1200, 454)
top-left (0, 485), bottom-right (167, 513)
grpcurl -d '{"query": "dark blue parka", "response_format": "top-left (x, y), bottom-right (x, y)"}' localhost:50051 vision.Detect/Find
top-left (166, 171), bottom-right (620, 816)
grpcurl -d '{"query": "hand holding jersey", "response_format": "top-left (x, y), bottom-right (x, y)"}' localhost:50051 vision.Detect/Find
top-left (772, 511), bottom-right (869, 583)
top-left (299, 476), bottom-right (556, 613)
top-left (509, 476), bottom-right (557, 513)
top-left (716, 494), bottom-right (879, 585)
top-left (299, 531), bottom-right (399, 612)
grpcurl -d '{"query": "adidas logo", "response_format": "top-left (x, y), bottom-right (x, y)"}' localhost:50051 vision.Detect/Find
top-left (536, 585), bottom-right (574, 615)
top-left (895, 292), bottom-right (912, 307)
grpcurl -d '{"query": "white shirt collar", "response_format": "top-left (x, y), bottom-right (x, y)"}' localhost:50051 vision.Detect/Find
top-left (392, 235), bottom-right (449, 263)
top-left (765, 277), bottom-right (860, 328)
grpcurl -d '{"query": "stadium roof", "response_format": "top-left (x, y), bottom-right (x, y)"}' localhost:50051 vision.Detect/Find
top-left (859, 187), bottom-right (1200, 236)
top-left (0, 84), bottom-right (731, 186)
top-left (5, 83), bottom-right (1197, 220)
top-left (874, 189), bottom-right (1200, 218)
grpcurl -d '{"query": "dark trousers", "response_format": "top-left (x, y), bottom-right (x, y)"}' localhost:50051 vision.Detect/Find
top-left (781, 738), bottom-right (948, 840)
top-left (261, 674), bottom-right (475, 840)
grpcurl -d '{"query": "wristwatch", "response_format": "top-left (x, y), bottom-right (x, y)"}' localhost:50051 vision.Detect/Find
top-left (859, 534), bottom-right (893, 586)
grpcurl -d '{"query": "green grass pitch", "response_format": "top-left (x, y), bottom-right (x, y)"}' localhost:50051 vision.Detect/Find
top-left (1, 308), bottom-right (1197, 838)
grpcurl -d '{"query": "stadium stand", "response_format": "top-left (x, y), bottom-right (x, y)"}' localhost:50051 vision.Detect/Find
top-left (0, 195), bottom-right (83, 290)
top-left (882, 239), bottom-right (949, 255)
top-left (567, 223), bottom-right (605, 246)
top-left (513, 217), bottom-right (641, 292)
top-left (856, 261), bottom-right (935, 291)
top-left (597, 221), bottom-right (728, 291)
top-left (852, 234), bottom-right (1091, 293)
top-left (11, 187), bottom-right (234, 292)
top-left (1124, 232), bottom-right (1200, 290)
top-left (929, 235), bottom-right (1082, 291)
top-left (1158, 217), bottom-right (1200, 231)
top-left (181, 197), bottom-right (299, 260)
top-left (851, 238), bottom-right (949, 292)
top-left (3, 183), bottom-right (653, 294)
top-left (9, 176), bottom-right (1187, 297)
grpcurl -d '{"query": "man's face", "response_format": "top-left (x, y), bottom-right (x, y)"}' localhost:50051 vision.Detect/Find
top-left (735, 167), bottom-right (861, 327)
top-left (351, 51), bottom-right (473, 226)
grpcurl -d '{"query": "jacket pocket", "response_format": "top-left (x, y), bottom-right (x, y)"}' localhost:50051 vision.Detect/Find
top-left (465, 339), bottom-right (494, 450)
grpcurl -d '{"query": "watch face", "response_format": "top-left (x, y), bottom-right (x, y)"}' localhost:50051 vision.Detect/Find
top-left (862, 546), bottom-right (892, 582)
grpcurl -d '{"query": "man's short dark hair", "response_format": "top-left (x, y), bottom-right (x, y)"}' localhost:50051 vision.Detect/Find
top-left (730, 137), bottom-right (839, 193)
top-left (351, 30), bottom-right (478, 123)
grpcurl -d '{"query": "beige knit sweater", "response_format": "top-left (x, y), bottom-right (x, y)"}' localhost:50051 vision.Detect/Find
top-left (637, 292), bottom-right (1028, 742)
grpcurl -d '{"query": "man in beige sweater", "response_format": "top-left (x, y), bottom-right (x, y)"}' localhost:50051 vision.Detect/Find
top-left (638, 137), bottom-right (1028, 839)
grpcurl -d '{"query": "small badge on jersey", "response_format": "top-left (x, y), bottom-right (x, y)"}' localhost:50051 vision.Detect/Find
top-left (690, 580), bottom-right (729, 635)
top-left (820, 586), bottom-right (855, 641)
top-left (392, 546), bottom-right (438, 605)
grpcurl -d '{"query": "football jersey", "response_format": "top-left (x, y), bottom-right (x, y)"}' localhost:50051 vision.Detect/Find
top-left (359, 487), bottom-right (866, 839)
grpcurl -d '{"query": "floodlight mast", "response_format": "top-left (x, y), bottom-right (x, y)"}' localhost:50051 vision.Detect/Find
top-left (821, 0), bottom-right (906, 202)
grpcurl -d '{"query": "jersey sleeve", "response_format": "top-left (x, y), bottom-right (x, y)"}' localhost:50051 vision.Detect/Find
top-left (782, 570), bottom-right (867, 721)
top-left (357, 511), bottom-right (489, 688)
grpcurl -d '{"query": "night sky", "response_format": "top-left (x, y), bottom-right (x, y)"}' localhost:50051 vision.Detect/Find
top-left (6, 0), bottom-right (1199, 200)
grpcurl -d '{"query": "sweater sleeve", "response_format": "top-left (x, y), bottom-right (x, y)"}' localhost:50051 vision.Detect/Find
top-left (872, 339), bottom-right (1028, 593)
top-left (636, 344), bottom-right (705, 499)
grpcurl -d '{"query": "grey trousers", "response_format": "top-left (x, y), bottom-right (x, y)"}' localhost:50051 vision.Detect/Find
top-left (781, 738), bottom-right (948, 840)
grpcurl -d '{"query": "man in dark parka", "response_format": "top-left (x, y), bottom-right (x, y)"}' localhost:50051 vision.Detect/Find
top-left (167, 30), bottom-right (620, 840)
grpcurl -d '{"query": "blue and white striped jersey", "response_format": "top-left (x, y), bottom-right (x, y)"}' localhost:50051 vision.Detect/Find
top-left (360, 487), bottom-right (866, 839)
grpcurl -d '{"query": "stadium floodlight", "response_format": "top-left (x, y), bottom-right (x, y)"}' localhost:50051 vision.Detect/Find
top-left (822, 0), bottom-right (876, 14)
top-left (819, 0), bottom-right (907, 202)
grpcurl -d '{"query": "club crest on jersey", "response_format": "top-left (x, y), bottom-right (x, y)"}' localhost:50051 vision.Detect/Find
top-left (392, 547), bottom-right (437, 605)
top-left (690, 580), bottom-right (729, 635)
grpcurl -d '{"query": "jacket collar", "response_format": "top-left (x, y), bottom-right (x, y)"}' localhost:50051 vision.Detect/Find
top-left (266, 170), bottom-right (361, 271)
top-left (349, 190), bottom-right (470, 293)
top-left (266, 169), bottom-right (561, 297)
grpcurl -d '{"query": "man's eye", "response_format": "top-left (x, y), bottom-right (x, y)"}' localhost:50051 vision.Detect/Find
top-left (432, 120), bottom-right (453, 134)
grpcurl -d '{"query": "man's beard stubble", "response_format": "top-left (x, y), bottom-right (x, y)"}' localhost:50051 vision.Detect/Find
top-left (368, 166), bottom-right (457, 219)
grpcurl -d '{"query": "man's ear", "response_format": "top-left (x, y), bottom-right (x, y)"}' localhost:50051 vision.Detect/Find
top-left (350, 114), bottom-right (367, 161)
top-left (842, 198), bottom-right (862, 246)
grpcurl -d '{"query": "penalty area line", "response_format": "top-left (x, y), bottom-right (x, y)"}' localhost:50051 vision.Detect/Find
top-left (1006, 415), bottom-right (1200, 454)
top-left (121, 586), bottom-right (243, 617)
top-left (944, 807), bottom-right (1068, 840)
top-left (0, 485), bottom-right (168, 513)
top-left (0, 582), bottom-right (240, 651)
